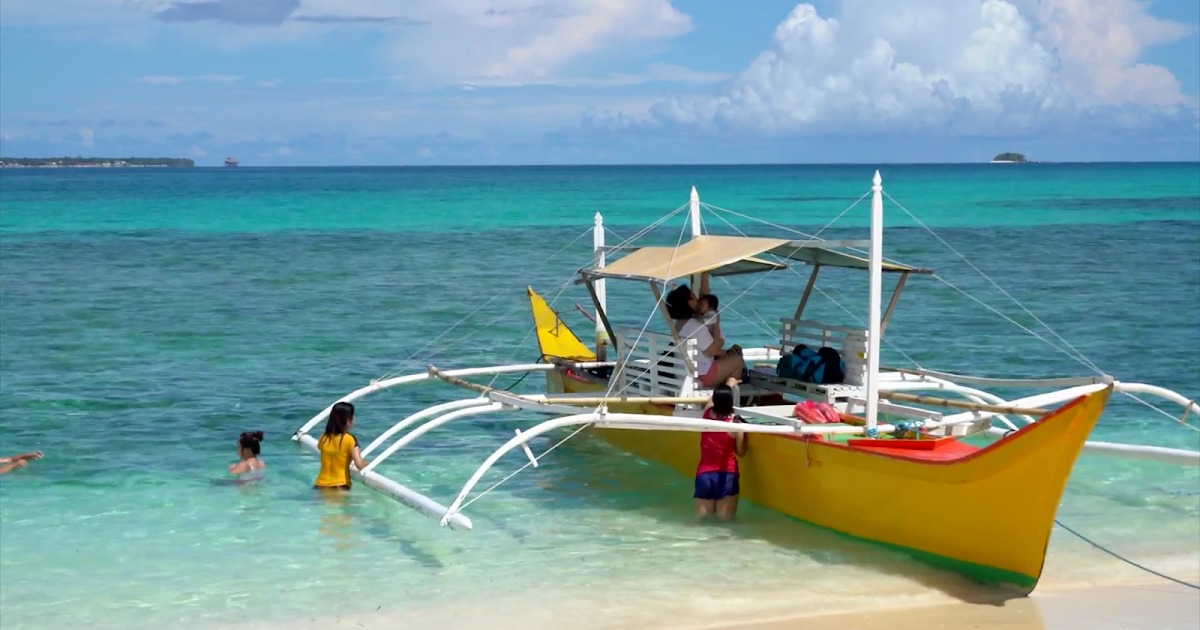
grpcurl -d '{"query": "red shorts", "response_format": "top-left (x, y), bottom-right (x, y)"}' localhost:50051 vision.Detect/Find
top-left (698, 362), bottom-right (721, 388)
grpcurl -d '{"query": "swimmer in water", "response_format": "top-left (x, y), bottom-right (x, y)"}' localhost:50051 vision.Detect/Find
top-left (228, 432), bottom-right (265, 481)
top-left (0, 451), bottom-right (43, 475)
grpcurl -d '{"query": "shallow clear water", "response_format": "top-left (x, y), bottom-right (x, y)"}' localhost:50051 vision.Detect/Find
top-left (1, 165), bottom-right (1197, 630)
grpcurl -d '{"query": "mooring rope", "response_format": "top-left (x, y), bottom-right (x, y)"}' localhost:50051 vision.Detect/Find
top-left (1055, 519), bottom-right (1200, 590)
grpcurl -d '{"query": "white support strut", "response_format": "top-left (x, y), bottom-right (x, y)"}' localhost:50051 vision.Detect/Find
top-left (362, 402), bottom-right (508, 474)
top-left (438, 412), bottom-right (801, 527)
top-left (293, 362), bottom-right (613, 440)
top-left (361, 397), bottom-right (491, 457)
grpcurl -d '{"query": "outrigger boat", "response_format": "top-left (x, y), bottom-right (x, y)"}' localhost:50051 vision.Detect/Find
top-left (292, 171), bottom-right (1199, 595)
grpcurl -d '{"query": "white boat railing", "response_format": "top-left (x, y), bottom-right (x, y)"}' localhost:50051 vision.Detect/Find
top-left (614, 327), bottom-right (697, 399)
top-left (778, 318), bottom-right (869, 386)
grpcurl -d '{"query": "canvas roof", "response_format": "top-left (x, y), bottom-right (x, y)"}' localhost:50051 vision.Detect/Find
top-left (580, 235), bottom-right (930, 283)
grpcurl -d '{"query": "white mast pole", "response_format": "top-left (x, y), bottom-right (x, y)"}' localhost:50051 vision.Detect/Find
top-left (688, 186), bottom-right (702, 292)
top-left (593, 212), bottom-right (608, 360)
top-left (689, 186), bottom-right (702, 239)
top-left (865, 171), bottom-right (884, 434)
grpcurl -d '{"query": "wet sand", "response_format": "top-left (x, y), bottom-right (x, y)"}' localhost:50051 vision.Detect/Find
top-left (711, 583), bottom-right (1200, 630)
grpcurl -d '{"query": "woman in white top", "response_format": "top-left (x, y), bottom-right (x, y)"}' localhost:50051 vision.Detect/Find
top-left (666, 282), bottom-right (744, 388)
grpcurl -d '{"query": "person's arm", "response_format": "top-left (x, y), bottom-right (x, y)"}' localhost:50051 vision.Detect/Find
top-left (0, 460), bottom-right (28, 475)
top-left (228, 460), bottom-right (251, 475)
top-left (733, 416), bottom-right (749, 456)
top-left (6, 452), bottom-right (42, 462)
top-left (350, 446), bottom-right (369, 471)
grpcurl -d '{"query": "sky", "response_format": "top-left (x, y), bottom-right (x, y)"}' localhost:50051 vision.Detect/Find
top-left (1, 0), bottom-right (1198, 165)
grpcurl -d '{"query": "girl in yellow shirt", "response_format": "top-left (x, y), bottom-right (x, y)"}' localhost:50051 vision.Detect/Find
top-left (314, 401), bottom-right (369, 489)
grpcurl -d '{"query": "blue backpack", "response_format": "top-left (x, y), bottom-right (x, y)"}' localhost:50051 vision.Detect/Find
top-left (776, 344), bottom-right (846, 384)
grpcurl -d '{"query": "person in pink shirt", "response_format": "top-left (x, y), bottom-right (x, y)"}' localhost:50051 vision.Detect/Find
top-left (694, 385), bottom-right (748, 520)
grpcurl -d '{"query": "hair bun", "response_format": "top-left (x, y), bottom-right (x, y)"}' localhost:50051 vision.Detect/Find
top-left (252, 431), bottom-right (264, 440)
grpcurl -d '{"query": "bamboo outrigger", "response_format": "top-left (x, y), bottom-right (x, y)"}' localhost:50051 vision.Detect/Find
top-left (292, 172), bottom-right (1199, 594)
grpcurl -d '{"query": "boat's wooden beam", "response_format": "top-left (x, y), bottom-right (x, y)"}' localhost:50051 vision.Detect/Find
top-left (880, 271), bottom-right (908, 337)
top-left (879, 391), bottom-right (1050, 416)
top-left (538, 395), bottom-right (709, 406)
top-left (792, 263), bottom-right (821, 321)
top-left (584, 277), bottom-right (617, 350)
top-left (428, 366), bottom-right (495, 395)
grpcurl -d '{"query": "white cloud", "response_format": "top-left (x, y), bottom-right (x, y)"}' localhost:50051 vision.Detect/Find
top-left (78, 127), bottom-right (95, 148)
top-left (653, 0), bottom-right (1195, 135)
top-left (3, 1), bottom-right (694, 85)
top-left (456, 63), bottom-right (730, 88)
top-left (135, 75), bottom-right (241, 85)
top-left (256, 78), bottom-right (284, 87)
top-left (390, 0), bottom-right (693, 84)
top-left (1016, 0), bottom-right (1193, 107)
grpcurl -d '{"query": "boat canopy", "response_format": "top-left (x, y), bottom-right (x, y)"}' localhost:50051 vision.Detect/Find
top-left (579, 235), bottom-right (931, 283)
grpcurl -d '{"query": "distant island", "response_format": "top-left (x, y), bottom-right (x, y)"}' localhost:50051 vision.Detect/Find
top-left (0, 157), bottom-right (194, 168)
top-left (990, 152), bottom-right (1027, 163)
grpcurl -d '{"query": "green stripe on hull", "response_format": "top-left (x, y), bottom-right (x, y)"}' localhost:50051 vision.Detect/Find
top-left (828, 521), bottom-right (1040, 593)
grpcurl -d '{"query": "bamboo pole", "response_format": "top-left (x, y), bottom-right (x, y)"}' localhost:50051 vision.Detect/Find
top-left (879, 391), bottom-right (1050, 416)
top-left (539, 396), bottom-right (709, 406)
top-left (428, 366), bottom-right (495, 395)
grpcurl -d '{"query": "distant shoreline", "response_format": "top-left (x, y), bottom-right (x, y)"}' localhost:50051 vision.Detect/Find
top-left (0, 157), bottom-right (194, 168)
top-left (2, 160), bottom-right (1198, 170)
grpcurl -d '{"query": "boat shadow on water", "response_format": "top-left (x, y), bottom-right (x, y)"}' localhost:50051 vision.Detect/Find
top-left (509, 435), bottom-right (1029, 607)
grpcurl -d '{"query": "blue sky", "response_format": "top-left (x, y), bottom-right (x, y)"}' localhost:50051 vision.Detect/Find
top-left (1, 0), bottom-right (1198, 165)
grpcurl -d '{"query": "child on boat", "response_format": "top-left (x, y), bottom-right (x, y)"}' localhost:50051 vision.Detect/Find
top-left (228, 431), bottom-right (266, 481)
top-left (695, 385), bottom-right (747, 521)
top-left (698, 293), bottom-right (720, 339)
top-left (0, 451), bottom-right (43, 475)
top-left (314, 401), bottom-right (369, 490)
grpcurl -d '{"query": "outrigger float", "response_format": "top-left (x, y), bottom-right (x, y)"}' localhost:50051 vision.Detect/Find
top-left (293, 171), bottom-right (1199, 594)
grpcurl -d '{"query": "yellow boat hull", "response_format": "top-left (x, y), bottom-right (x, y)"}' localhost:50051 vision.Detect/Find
top-left (529, 287), bottom-right (1106, 593)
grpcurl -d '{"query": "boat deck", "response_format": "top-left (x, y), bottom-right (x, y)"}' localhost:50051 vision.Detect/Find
top-left (746, 364), bottom-right (865, 403)
top-left (734, 403), bottom-right (983, 462)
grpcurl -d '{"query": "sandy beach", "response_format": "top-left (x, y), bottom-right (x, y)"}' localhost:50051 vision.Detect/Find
top-left (209, 560), bottom-right (1200, 630)
top-left (209, 579), bottom-right (1199, 630)
top-left (715, 583), bottom-right (1199, 630)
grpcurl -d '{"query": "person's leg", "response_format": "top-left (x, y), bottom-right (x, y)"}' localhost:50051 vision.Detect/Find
top-left (710, 353), bottom-right (745, 386)
top-left (694, 472), bottom-right (718, 518)
top-left (715, 473), bottom-right (741, 521)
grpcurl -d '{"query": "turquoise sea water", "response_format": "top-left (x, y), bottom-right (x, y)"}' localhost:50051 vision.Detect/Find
top-left (1, 164), bottom-right (1198, 630)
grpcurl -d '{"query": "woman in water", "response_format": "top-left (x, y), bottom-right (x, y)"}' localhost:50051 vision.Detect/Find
top-left (0, 451), bottom-right (43, 475)
top-left (228, 431), bottom-right (265, 481)
top-left (694, 385), bottom-right (747, 521)
top-left (314, 401), bottom-right (369, 490)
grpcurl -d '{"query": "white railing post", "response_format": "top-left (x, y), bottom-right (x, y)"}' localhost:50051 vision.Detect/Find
top-left (593, 212), bottom-right (608, 361)
top-left (865, 171), bottom-right (884, 435)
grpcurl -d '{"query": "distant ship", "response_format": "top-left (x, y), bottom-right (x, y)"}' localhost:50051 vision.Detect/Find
top-left (224, 157), bottom-right (240, 167)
